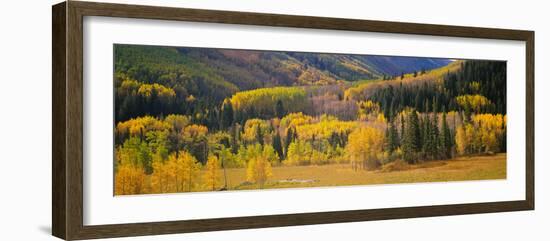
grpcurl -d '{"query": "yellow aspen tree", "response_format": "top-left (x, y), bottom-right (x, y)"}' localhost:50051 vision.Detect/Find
top-left (150, 158), bottom-right (169, 193)
top-left (284, 140), bottom-right (313, 166)
top-left (179, 151), bottom-right (202, 192)
top-left (203, 155), bottom-right (221, 191)
top-left (150, 151), bottom-right (202, 193)
top-left (345, 127), bottom-right (385, 170)
top-left (246, 147), bottom-right (273, 188)
top-left (455, 123), bottom-right (476, 155)
top-left (115, 162), bottom-right (146, 195)
top-left (465, 124), bottom-right (479, 153)
top-left (473, 114), bottom-right (506, 153)
top-left (455, 125), bottom-right (467, 155)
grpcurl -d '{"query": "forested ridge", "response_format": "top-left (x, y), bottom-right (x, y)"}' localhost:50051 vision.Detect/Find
top-left (113, 45), bottom-right (506, 195)
top-left (114, 45), bottom-right (450, 123)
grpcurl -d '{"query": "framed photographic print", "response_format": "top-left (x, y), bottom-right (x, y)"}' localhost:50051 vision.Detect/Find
top-left (52, 1), bottom-right (534, 240)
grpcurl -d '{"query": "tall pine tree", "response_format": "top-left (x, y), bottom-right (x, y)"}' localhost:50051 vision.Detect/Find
top-left (439, 110), bottom-right (453, 159)
top-left (275, 100), bottom-right (285, 119)
top-left (385, 120), bottom-right (399, 152)
top-left (272, 130), bottom-right (283, 162)
top-left (255, 124), bottom-right (264, 146)
top-left (403, 110), bottom-right (421, 164)
top-left (220, 99), bottom-right (234, 130)
top-left (283, 127), bottom-right (296, 158)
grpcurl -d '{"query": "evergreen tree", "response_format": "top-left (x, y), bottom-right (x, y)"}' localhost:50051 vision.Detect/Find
top-left (339, 131), bottom-right (347, 147)
top-left (234, 109), bottom-right (244, 126)
top-left (385, 120), bottom-right (399, 152)
top-left (329, 131), bottom-right (340, 147)
top-left (272, 131), bottom-right (283, 161)
top-left (430, 113), bottom-right (440, 159)
top-left (400, 114), bottom-right (406, 145)
top-left (220, 99), bottom-right (234, 130)
top-left (414, 92), bottom-right (422, 111)
top-left (439, 110), bottom-right (453, 159)
top-left (385, 127), bottom-right (391, 151)
top-left (403, 110), bottom-right (421, 164)
top-left (463, 100), bottom-right (472, 123)
top-left (432, 96), bottom-right (439, 113)
top-left (230, 124), bottom-right (240, 154)
top-left (284, 127), bottom-right (295, 157)
top-left (275, 100), bottom-right (285, 119)
top-left (424, 99), bottom-right (430, 113)
top-left (206, 107), bottom-right (219, 131)
top-left (249, 106), bottom-right (257, 119)
top-left (255, 124), bottom-right (264, 146)
top-left (500, 120), bottom-right (507, 152)
top-left (422, 115), bottom-right (431, 158)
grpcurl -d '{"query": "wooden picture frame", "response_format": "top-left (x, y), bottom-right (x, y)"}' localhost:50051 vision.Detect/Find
top-left (52, 1), bottom-right (534, 240)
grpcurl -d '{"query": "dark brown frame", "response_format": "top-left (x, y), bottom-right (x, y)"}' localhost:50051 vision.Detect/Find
top-left (52, 1), bottom-right (535, 240)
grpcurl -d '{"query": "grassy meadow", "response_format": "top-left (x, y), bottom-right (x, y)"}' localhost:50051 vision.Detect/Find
top-left (212, 153), bottom-right (506, 191)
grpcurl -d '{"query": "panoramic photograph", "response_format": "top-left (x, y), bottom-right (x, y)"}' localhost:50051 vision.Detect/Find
top-left (113, 44), bottom-right (507, 195)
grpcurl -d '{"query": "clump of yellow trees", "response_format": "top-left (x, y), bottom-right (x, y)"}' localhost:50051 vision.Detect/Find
top-left (455, 114), bottom-right (506, 155)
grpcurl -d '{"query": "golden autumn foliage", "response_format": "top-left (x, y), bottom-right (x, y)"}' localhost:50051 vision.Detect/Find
top-left (203, 155), bottom-right (222, 191)
top-left (455, 114), bottom-right (506, 155)
top-left (220, 147), bottom-right (243, 168)
top-left (469, 81), bottom-right (481, 93)
top-left (164, 114), bottom-right (191, 132)
top-left (182, 124), bottom-right (208, 139)
top-left (474, 114), bottom-right (506, 152)
top-left (262, 144), bottom-right (280, 164)
top-left (186, 95), bottom-right (196, 103)
top-left (285, 140), bottom-right (313, 166)
top-left (118, 79), bottom-right (176, 101)
top-left (344, 61), bottom-right (463, 101)
top-left (295, 116), bottom-right (357, 141)
top-left (150, 151), bottom-right (202, 193)
top-left (279, 112), bottom-right (314, 130)
top-left (455, 123), bottom-right (472, 155)
top-left (115, 162), bottom-right (147, 195)
top-left (357, 100), bottom-right (381, 121)
top-left (246, 144), bottom-right (274, 188)
top-left (346, 127), bottom-right (386, 171)
top-left (118, 79), bottom-right (140, 96)
top-left (116, 116), bottom-right (171, 138)
top-left (242, 119), bottom-right (271, 143)
top-left (297, 67), bottom-right (339, 85)
top-left (456, 94), bottom-right (492, 113)
top-left (137, 83), bottom-right (176, 100)
top-left (230, 87), bottom-right (308, 115)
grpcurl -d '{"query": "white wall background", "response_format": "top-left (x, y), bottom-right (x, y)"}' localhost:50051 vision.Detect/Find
top-left (0, 0), bottom-right (547, 240)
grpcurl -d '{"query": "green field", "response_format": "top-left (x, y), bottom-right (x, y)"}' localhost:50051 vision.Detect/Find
top-left (217, 153), bottom-right (507, 191)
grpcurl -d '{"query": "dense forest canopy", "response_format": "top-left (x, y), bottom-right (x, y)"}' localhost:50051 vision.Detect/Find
top-left (113, 44), bottom-right (506, 195)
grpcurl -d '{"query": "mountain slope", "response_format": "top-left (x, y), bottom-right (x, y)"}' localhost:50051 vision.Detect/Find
top-left (344, 60), bottom-right (463, 101)
top-left (115, 45), bottom-right (451, 91)
top-left (113, 44), bottom-right (453, 122)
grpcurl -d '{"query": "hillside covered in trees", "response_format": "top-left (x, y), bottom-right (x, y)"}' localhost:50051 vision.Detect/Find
top-left (113, 44), bottom-right (506, 195)
top-left (114, 45), bottom-right (450, 123)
